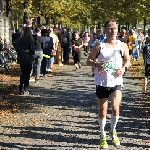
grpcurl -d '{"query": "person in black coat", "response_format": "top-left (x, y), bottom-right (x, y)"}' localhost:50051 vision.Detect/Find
top-left (16, 27), bottom-right (35, 95)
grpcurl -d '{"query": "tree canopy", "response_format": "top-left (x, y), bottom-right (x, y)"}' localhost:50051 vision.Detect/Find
top-left (10, 0), bottom-right (150, 28)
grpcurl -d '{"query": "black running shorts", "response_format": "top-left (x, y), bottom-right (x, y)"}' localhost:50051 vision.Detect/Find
top-left (96, 85), bottom-right (122, 99)
top-left (145, 64), bottom-right (150, 77)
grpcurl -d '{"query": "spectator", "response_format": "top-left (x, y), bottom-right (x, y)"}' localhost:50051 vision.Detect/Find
top-left (16, 27), bottom-right (35, 95)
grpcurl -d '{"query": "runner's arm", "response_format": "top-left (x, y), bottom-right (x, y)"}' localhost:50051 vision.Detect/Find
top-left (86, 42), bottom-right (100, 66)
top-left (122, 42), bottom-right (130, 68)
top-left (79, 40), bottom-right (83, 49)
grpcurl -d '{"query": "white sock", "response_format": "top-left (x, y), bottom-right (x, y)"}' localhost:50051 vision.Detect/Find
top-left (111, 115), bottom-right (119, 132)
top-left (98, 117), bottom-right (106, 137)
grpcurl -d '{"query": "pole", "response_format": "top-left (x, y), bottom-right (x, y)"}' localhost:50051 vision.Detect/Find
top-left (144, 17), bottom-right (146, 33)
top-left (16, 8), bottom-right (18, 29)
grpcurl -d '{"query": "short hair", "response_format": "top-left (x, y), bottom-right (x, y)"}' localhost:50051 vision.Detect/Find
top-left (121, 26), bottom-right (127, 30)
top-left (26, 19), bottom-right (32, 25)
top-left (41, 29), bottom-right (48, 36)
top-left (93, 32), bottom-right (97, 36)
top-left (74, 31), bottom-right (79, 34)
top-left (35, 27), bottom-right (41, 33)
top-left (104, 19), bottom-right (116, 29)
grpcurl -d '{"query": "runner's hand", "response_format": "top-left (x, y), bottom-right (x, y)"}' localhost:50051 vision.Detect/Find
top-left (75, 46), bottom-right (79, 50)
top-left (116, 67), bottom-right (125, 76)
top-left (96, 61), bottom-right (105, 74)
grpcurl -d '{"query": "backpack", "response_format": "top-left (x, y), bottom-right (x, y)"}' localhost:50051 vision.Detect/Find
top-left (43, 37), bottom-right (53, 56)
top-left (17, 39), bottom-right (34, 64)
top-left (62, 32), bottom-right (67, 43)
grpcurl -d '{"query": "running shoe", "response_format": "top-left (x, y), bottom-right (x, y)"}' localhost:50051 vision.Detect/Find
top-left (109, 131), bottom-right (120, 147)
top-left (23, 91), bottom-right (29, 95)
top-left (100, 137), bottom-right (108, 149)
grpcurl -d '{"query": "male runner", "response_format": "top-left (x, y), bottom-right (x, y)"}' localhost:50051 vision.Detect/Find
top-left (86, 19), bottom-right (130, 149)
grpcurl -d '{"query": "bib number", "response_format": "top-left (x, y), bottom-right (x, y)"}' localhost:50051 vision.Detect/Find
top-left (104, 61), bottom-right (116, 71)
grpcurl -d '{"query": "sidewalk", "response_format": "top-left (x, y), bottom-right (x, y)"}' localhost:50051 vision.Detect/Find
top-left (0, 52), bottom-right (149, 150)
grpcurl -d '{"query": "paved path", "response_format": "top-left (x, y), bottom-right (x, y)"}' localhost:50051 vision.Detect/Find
top-left (0, 53), bottom-right (149, 150)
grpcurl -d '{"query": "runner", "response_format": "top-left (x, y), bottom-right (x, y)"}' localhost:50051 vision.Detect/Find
top-left (128, 30), bottom-right (135, 67)
top-left (118, 27), bottom-right (128, 73)
top-left (132, 43), bottom-right (139, 61)
top-left (86, 19), bottom-right (130, 149)
top-left (118, 27), bottom-right (128, 43)
top-left (88, 33), bottom-right (98, 77)
top-left (72, 31), bottom-right (83, 70)
top-left (96, 29), bottom-right (105, 42)
top-left (143, 37), bottom-right (150, 91)
top-left (83, 32), bottom-right (90, 56)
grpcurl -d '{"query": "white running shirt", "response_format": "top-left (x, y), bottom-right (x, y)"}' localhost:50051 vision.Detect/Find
top-left (95, 40), bottom-right (123, 87)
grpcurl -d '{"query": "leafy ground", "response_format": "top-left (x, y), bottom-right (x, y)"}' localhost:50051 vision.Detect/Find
top-left (0, 63), bottom-right (59, 119)
top-left (130, 55), bottom-right (150, 135)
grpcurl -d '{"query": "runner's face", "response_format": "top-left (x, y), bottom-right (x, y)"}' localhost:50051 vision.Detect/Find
top-left (105, 22), bottom-right (118, 39)
top-left (75, 33), bottom-right (79, 39)
top-left (85, 33), bottom-right (88, 36)
top-left (122, 29), bottom-right (126, 33)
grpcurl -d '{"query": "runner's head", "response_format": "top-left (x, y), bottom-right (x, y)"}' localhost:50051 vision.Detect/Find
top-left (121, 27), bottom-right (127, 34)
top-left (93, 33), bottom-right (97, 39)
top-left (104, 19), bottom-right (118, 40)
top-left (129, 30), bottom-right (133, 35)
top-left (85, 32), bottom-right (89, 37)
top-left (96, 30), bottom-right (101, 36)
top-left (74, 31), bottom-right (79, 39)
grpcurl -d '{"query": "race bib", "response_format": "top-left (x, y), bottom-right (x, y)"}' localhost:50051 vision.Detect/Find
top-left (104, 61), bottom-right (117, 71)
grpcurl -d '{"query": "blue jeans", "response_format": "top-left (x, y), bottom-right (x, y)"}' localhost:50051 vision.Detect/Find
top-left (46, 57), bottom-right (54, 69)
top-left (33, 51), bottom-right (43, 79)
top-left (63, 43), bottom-right (71, 63)
top-left (139, 41), bottom-right (143, 53)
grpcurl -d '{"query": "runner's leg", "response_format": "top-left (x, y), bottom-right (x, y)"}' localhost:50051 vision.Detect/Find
top-left (98, 98), bottom-right (108, 137)
top-left (109, 89), bottom-right (122, 146)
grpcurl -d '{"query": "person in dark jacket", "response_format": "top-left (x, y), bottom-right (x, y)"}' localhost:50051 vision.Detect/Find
top-left (16, 27), bottom-right (35, 95)
top-left (12, 29), bottom-right (21, 48)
